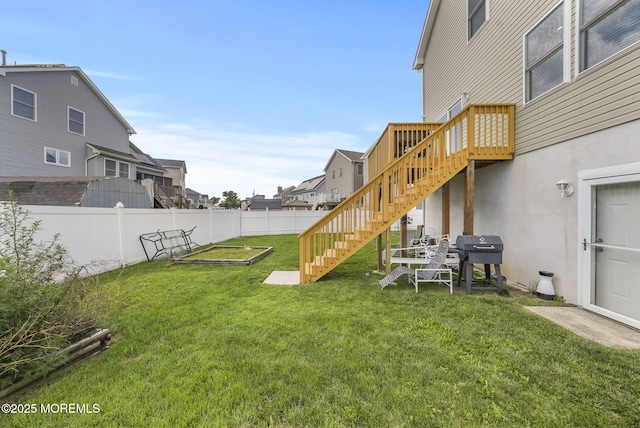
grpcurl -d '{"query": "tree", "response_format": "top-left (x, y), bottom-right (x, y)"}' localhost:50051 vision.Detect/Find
top-left (209, 196), bottom-right (221, 206)
top-left (0, 192), bottom-right (100, 388)
top-left (219, 190), bottom-right (241, 209)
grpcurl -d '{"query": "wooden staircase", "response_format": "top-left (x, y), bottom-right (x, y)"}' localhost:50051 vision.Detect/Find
top-left (298, 104), bottom-right (515, 283)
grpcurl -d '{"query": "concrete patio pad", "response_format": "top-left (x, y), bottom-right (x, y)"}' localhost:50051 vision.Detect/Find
top-left (263, 271), bottom-right (300, 285)
top-left (525, 306), bottom-right (640, 349)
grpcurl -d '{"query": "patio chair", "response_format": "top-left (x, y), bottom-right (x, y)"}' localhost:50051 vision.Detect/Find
top-left (381, 243), bottom-right (432, 267)
top-left (379, 266), bottom-right (415, 290)
top-left (410, 239), bottom-right (453, 294)
top-left (380, 240), bottom-right (452, 293)
top-left (410, 225), bottom-right (427, 246)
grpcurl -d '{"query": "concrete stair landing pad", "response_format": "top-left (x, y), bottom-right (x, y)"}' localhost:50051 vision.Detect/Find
top-left (263, 271), bottom-right (300, 285)
top-left (525, 306), bottom-right (640, 349)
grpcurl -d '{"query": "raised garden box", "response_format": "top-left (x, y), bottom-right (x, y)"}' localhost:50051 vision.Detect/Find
top-left (173, 245), bottom-right (273, 265)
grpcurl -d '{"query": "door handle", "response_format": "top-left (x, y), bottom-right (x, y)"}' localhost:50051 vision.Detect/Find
top-left (595, 238), bottom-right (604, 252)
top-left (582, 238), bottom-right (604, 251)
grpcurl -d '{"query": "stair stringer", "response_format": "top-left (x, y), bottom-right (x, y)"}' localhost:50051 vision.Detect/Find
top-left (302, 160), bottom-right (468, 282)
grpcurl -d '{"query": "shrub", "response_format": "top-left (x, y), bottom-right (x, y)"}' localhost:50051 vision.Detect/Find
top-left (0, 193), bottom-right (99, 389)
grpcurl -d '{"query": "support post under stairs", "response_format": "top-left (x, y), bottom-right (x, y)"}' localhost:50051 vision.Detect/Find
top-left (464, 159), bottom-right (475, 234)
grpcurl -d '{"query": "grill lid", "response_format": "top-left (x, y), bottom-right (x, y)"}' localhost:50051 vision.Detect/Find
top-left (456, 235), bottom-right (503, 251)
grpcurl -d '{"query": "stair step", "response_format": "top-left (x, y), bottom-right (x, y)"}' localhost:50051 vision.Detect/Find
top-left (304, 263), bottom-right (314, 275)
top-left (335, 241), bottom-right (349, 249)
top-left (300, 153), bottom-right (472, 283)
top-left (323, 249), bottom-right (337, 258)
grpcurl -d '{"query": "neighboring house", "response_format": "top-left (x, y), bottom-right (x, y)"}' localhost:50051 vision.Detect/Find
top-left (282, 199), bottom-right (312, 211)
top-left (274, 185), bottom-right (295, 202)
top-left (243, 195), bottom-right (282, 211)
top-left (408, 0), bottom-right (640, 328)
top-left (0, 55), bottom-right (181, 208)
top-left (0, 60), bottom-right (136, 179)
top-left (130, 142), bottom-right (180, 208)
top-left (131, 142), bottom-right (168, 185)
top-left (274, 185), bottom-right (311, 210)
top-left (323, 149), bottom-right (364, 209)
top-left (0, 176), bottom-right (152, 208)
top-left (186, 188), bottom-right (209, 209)
top-left (155, 159), bottom-right (189, 208)
top-left (289, 175), bottom-right (326, 209)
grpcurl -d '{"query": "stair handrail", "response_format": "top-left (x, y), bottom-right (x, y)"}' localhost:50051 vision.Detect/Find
top-left (299, 104), bottom-right (514, 282)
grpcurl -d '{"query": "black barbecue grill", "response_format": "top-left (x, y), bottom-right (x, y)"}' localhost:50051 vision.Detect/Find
top-left (455, 235), bottom-right (507, 295)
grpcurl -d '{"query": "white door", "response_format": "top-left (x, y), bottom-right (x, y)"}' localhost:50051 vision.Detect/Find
top-left (594, 182), bottom-right (640, 319)
top-left (578, 163), bottom-right (640, 329)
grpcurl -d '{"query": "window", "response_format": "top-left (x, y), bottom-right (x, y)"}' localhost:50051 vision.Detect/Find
top-left (332, 170), bottom-right (335, 179)
top-left (105, 159), bottom-right (130, 178)
top-left (357, 164), bottom-right (363, 175)
top-left (12, 85), bottom-right (36, 121)
top-left (119, 162), bottom-right (129, 178)
top-left (437, 100), bottom-right (463, 122)
top-left (468, 0), bottom-right (487, 40)
top-left (44, 147), bottom-right (71, 167)
top-left (580, 0), bottom-right (640, 71)
top-left (339, 167), bottom-right (343, 177)
top-left (525, 2), bottom-right (567, 102)
top-left (436, 100), bottom-right (464, 154)
top-left (449, 101), bottom-right (462, 117)
top-left (105, 159), bottom-right (117, 176)
top-left (68, 107), bottom-right (85, 135)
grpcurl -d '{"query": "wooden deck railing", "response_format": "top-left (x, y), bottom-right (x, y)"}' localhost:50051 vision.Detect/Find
top-left (366, 123), bottom-right (441, 179)
top-left (299, 104), bottom-right (515, 283)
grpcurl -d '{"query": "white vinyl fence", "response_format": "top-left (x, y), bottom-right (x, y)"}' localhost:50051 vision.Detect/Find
top-left (8, 206), bottom-right (325, 270)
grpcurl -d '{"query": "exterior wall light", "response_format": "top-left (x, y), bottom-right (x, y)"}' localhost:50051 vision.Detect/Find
top-left (556, 179), bottom-right (574, 198)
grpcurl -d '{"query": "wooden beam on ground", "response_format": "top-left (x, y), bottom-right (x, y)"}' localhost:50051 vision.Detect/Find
top-left (464, 160), bottom-right (475, 235)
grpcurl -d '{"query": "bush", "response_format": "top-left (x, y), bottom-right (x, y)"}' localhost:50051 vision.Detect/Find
top-left (0, 193), bottom-right (99, 389)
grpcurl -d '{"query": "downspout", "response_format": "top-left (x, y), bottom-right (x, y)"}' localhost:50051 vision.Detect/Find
top-left (85, 145), bottom-right (101, 176)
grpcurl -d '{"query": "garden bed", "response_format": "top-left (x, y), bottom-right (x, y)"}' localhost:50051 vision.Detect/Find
top-left (173, 245), bottom-right (273, 265)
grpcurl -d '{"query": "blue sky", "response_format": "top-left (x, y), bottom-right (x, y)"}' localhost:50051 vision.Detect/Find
top-left (4, 0), bottom-right (428, 199)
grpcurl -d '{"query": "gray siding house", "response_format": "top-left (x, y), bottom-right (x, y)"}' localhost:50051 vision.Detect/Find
top-left (323, 149), bottom-right (364, 208)
top-left (155, 159), bottom-right (188, 203)
top-left (0, 58), bottom-right (184, 208)
top-left (289, 175), bottom-right (326, 209)
top-left (412, 0), bottom-right (640, 328)
top-left (186, 188), bottom-right (209, 209)
top-left (0, 62), bottom-right (136, 179)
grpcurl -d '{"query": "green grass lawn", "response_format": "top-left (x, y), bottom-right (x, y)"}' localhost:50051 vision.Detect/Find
top-left (3, 234), bottom-right (640, 427)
